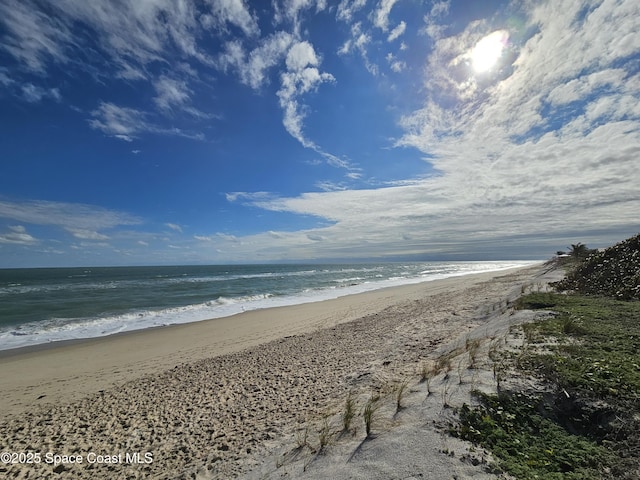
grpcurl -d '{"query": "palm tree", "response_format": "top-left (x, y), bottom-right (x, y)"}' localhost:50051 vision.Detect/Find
top-left (568, 242), bottom-right (589, 258)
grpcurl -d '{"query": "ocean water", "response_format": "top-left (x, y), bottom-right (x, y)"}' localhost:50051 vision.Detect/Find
top-left (0, 261), bottom-right (537, 351)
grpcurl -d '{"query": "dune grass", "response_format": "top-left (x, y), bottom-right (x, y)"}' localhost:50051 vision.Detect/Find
top-left (342, 391), bottom-right (357, 433)
top-left (452, 292), bottom-right (640, 479)
top-left (363, 393), bottom-right (381, 437)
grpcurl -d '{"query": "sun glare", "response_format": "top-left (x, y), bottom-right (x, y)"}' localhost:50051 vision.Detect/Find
top-left (470, 30), bottom-right (508, 73)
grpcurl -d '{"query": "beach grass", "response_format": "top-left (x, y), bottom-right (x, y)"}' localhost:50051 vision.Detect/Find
top-left (342, 391), bottom-right (357, 433)
top-left (363, 393), bottom-right (381, 437)
top-left (452, 292), bottom-right (640, 479)
top-left (395, 380), bottom-right (409, 411)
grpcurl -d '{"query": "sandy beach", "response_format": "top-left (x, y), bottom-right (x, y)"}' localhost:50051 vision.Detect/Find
top-left (0, 264), bottom-right (554, 479)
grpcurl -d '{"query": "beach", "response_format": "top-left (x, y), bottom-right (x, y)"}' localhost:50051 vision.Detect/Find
top-left (0, 263), bottom-right (553, 479)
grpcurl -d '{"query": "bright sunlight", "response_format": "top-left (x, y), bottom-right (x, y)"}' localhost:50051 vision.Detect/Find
top-left (470, 30), bottom-right (509, 73)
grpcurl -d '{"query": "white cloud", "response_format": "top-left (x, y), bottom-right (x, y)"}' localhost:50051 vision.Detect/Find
top-left (153, 76), bottom-right (192, 112)
top-left (546, 69), bottom-right (627, 106)
top-left (0, 0), bottom-right (73, 72)
top-left (67, 228), bottom-right (110, 241)
top-left (0, 70), bottom-right (13, 86)
top-left (165, 223), bottom-right (183, 233)
top-left (89, 103), bottom-right (148, 142)
top-left (337, 22), bottom-right (378, 75)
top-left (385, 52), bottom-right (406, 72)
top-left (55, 0), bottom-right (210, 73)
top-left (0, 0), bottom-right (217, 78)
top-left (0, 225), bottom-right (37, 245)
top-left (153, 75), bottom-right (214, 119)
top-left (373, 0), bottom-right (400, 32)
top-left (423, 0), bottom-right (450, 40)
top-left (393, 0), bottom-right (640, 240)
top-left (89, 102), bottom-right (204, 141)
top-left (285, 41), bottom-right (319, 71)
top-left (21, 83), bottom-right (61, 103)
top-left (270, 40), bottom-right (360, 175)
top-left (0, 199), bottom-right (140, 237)
top-left (336, 0), bottom-right (367, 23)
top-left (201, 0), bottom-right (259, 37)
top-left (218, 31), bottom-right (295, 89)
top-left (274, 0), bottom-right (327, 31)
top-left (225, 191), bottom-right (273, 203)
top-left (277, 41), bottom-right (335, 148)
top-left (1, 0), bottom-right (216, 135)
top-left (390, 60), bottom-right (406, 72)
top-left (387, 21), bottom-right (406, 42)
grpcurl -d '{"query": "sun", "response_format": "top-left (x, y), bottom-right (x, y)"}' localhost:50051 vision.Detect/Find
top-left (470, 30), bottom-right (509, 73)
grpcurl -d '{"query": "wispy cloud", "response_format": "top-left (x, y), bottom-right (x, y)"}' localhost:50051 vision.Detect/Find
top-left (277, 41), bottom-right (335, 147)
top-left (50, 0), bottom-right (210, 76)
top-left (153, 75), bottom-right (214, 119)
top-left (1, 0), bottom-right (356, 178)
top-left (274, 0), bottom-right (328, 34)
top-left (373, 0), bottom-right (400, 32)
top-left (67, 228), bottom-right (110, 241)
top-left (385, 52), bottom-right (406, 72)
top-left (387, 21), bottom-right (406, 42)
top-left (336, 0), bottom-right (367, 23)
top-left (0, 69), bottom-right (14, 87)
top-left (89, 102), bottom-right (204, 141)
top-left (88, 103), bottom-right (149, 142)
top-left (0, 0), bottom-right (73, 72)
top-left (0, 225), bottom-right (37, 245)
top-left (423, 0), bottom-right (450, 40)
top-left (337, 22), bottom-right (378, 75)
top-left (0, 0), bottom-right (219, 134)
top-left (0, 199), bottom-right (141, 239)
top-left (21, 83), bottom-right (61, 103)
top-left (218, 31), bottom-right (295, 89)
top-left (201, 0), bottom-right (260, 38)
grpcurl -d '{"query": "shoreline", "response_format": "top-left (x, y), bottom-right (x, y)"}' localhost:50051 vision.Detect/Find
top-left (0, 263), bottom-right (548, 479)
top-left (0, 261), bottom-right (540, 354)
top-left (0, 263), bottom-right (542, 359)
top-left (0, 266), bottom-right (536, 413)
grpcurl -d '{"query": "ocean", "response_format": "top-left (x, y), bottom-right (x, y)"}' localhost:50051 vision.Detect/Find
top-left (0, 261), bottom-right (537, 351)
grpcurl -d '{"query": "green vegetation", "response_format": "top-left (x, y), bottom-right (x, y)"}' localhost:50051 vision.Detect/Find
top-left (451, 233), bottom-right (640, 479)
top-left (363, 393), bottom-right (381, 437)
top-left (342, 392), bottom-right (356, 433)
top-left (516, 294), bottom-right (640, 400)
top-left (318, 416), bottom-right (333, 451)
top-left (567, 242), bottom-right (592, 259)
top-left (395, 380), bottom-right (409, 411)
top-left (455, 293), bottom-right (640, 478)
top-left (555, 234), bottom-right (640, 300)
top-left (454, 392), bottom-right (614, 479)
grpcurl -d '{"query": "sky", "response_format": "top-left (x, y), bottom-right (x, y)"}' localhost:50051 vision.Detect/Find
top-left (0, 0), bottom-right (639, 267)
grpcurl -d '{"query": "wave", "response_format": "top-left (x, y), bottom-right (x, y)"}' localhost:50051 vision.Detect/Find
top-left (0, 261), bottom-right (539, 351)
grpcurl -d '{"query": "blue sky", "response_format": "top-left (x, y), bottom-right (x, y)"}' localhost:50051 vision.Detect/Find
top-left (0, 0), bottom-right (639, 267)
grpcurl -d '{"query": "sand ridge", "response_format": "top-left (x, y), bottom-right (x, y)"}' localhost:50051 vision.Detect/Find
top-left (0, 265), bottom-right (547, 479)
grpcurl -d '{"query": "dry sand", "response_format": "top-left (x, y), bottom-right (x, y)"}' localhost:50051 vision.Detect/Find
top-left (0, 263), bottom-right (558, 479)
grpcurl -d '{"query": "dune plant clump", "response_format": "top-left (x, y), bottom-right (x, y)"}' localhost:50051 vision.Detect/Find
top-left (342, 392), bottom-right (356, 432)
top-left (554, 233), bottom-right (640, 300)
top-left (363, 394), bottom-right (381, 437)
top-left (395, 380), bottom-right (409, 411)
